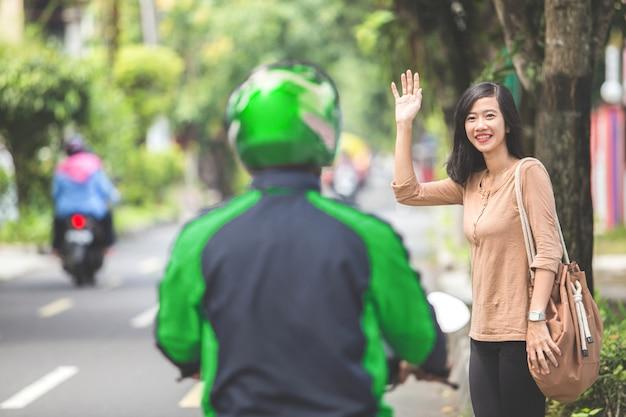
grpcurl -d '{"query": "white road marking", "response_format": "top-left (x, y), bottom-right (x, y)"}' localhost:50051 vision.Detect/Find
top-left (0, 366), bottom-right (78, 409)
top-left (179, 382), bottom-right (204, 408)
top-left (130, 305), bottom-right (159, 328)
top-left (139, 257), bottom-right (164, 275)
top-left (38, 298), bottom-right (74, 318)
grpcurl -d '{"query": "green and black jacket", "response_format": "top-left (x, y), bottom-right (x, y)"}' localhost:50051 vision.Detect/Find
top-left (156, 169), bottom-right (445, 417)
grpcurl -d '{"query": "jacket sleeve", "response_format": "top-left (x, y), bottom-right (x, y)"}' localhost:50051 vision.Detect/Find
top-left (522, 163), bottom-right (563, 274)
top-left (391, 175), bottom-right (463, 206)
top-left (94, 170), bottom-right (120, 205)
top-left (155, 231), bottom-right (206, 379)
top-left (371, 225), bottom-right (447, 368)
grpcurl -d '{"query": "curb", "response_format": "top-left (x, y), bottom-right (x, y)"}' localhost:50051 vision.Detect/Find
top-left (0, 217), bottom-right (183, 282)
top-left (0, 247), bottom-right (56, 281)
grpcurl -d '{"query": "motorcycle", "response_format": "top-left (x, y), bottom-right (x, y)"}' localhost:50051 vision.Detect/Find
top-left (387, 291), bottom-right (471, 390)
top-left (332, 162), bottom-right (360, 203)
top-left (60, 213), bottom-right (105, 286)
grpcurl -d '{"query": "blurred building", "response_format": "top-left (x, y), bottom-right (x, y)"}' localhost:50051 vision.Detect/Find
top-left (0, 0), bottom-right (23, 43)
top-left (0, 0), bottom-right (89, 54)
top-left (592, 40), bottom-right (626, 231)
top-left (0, 1), bottom-right (159, 54)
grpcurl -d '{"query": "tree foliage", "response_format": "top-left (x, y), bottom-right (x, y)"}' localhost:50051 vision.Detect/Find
top-left (0, 42), bottom-right (90, 209)
top-left (358, 0), bottom-right (504, 120)
top-left (160, 0), bottom-right (393, 196)
top-left (112, 44), bottom-right (183, 140)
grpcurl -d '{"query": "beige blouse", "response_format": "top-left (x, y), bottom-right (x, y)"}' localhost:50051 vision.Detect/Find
top-left (392, 159), bottom-right (563, 341)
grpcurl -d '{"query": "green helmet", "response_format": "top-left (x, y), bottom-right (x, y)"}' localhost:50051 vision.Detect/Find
top-left (226, 62), bottom-right (341, 170)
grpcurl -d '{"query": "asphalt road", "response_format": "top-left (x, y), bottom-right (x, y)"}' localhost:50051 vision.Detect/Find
top-left (0, 156), bottom-right (467, 417)
top-left (0, 224), bottom-right (203, 417)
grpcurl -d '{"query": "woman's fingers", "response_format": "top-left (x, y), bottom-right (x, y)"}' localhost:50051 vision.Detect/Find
top-left (393, 70), bottom-right (421, 98)
top-left (544, 345), bottom-right (559, 368)
top-left (537, 350), bottom-right (550, 375)
top-left (527, 350), bottom-right (537, 371)
top-left (548, 338), bottom-right (561, 356)
top-left (391, 82), bottom-right (400, 99)
top-left (528, 346), bottom-right (548, 375)
top-left (406, 70), bottom-right (413, 94)
top-left (529, 342), bottom-right (560, 373)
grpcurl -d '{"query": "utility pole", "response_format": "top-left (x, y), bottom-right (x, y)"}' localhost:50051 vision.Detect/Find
top-left (0, 0), bottom-right (23, 43)
top-left (139, 0), bottom-right (158, 45)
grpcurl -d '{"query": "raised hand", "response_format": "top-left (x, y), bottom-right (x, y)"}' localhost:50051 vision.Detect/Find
top-left (390, 69), bottom-right (422, 124)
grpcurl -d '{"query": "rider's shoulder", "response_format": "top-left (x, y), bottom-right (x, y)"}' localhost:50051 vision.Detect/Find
top-left (312, 194), bottom-right (403, 243)
top-left (178, 191), bottom-right (259, 236)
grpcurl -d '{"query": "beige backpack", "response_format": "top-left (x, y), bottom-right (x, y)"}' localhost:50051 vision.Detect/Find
top-left (515, 158), bottom-right (603, 403)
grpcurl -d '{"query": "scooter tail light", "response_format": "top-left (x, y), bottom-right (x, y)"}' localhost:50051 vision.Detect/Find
top-left (70, 214), bottom-right (87, 230)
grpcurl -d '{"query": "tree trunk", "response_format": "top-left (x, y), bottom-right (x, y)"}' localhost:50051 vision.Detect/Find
top-left (536, 0), bottom-right (595, 293)
top-left (519, 89), bottom-right (537, 156)
top-left (4, 128), bottom-right (49, 210)
top-left (103, 0), bottom-right (119, 69)
top-left (492, 0), bottom-right (543, 93)
top-left (494, 0), bottom-right (615, 296)
top-left (197, 129), bottom-right (236, 201)
top-left (491, 0), bottom-right (544, 157)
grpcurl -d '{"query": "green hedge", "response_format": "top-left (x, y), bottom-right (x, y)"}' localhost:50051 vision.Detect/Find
top-left (117, 147), bottom-right (185, 206)
top-left (0, 208), bottom-right (51, 245)
top-left (0, 168), bottom-right (10, 195)
top-left (113, 45), bottom-right (183, 135)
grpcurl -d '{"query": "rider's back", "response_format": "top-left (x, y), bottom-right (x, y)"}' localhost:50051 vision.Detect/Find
top-left (156, 62), bottom-right (443, 417)
top-left (161, 170), bottom-right (435, 417)
top-left (53, 152), bottom-right (117, 218)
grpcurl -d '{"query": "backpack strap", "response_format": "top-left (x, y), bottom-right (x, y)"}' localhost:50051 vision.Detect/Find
top-left (514, 157), bottom-right (570, 283)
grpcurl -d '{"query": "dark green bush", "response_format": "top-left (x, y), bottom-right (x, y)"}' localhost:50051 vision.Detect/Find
top-left (112, 45), bottom-right (183, 137)
top-left (117, 147), bottom-right (184, 206)
top-left (0, 168), bottom-right (10, 195)
top-left (0, 42), bottom-right (90, 209)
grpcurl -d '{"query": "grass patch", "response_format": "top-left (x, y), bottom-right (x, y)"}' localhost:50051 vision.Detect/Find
top-left (115, 201), bottom-right (179, 234)
top-left (595, 226), bottom-right (626, 255)
top-left (0, 208), bottom-right (51, 245)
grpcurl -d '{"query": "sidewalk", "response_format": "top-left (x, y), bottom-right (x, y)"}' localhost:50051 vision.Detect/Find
top-left (2, 234), bottom-right (625, 293)
top-left (594, 254), bottom-right (626, 301)
top-left (0, 245), bottom-right (57, 281)
top-left (2, 238), bottom-right (625, 290)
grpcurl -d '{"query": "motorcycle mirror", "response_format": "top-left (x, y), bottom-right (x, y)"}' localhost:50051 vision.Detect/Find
top-left (427, 291), bottom-right (470, 334)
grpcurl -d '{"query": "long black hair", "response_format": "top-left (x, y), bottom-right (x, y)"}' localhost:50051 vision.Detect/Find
top-left (446, 82), bottom-right (524, 185)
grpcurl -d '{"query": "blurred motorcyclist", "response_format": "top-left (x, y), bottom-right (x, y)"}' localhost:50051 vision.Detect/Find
top-left (52, 134), bottom-right (119, 251)
top-left (322, 132), bottom-right (372, 203)
top-left (155, 61), bottom-right (447, 417)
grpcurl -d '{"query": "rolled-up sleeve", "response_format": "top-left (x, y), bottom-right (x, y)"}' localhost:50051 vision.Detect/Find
top-left (523, 163), bottom-right (563, 274)
top-left (391, 174), bottom-right (463, 206)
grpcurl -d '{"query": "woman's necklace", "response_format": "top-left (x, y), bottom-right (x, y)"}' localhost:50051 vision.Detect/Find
top-left (480, 163), bottom-right (514, 196)
top-left (473, 160), bottom-right (518, 246)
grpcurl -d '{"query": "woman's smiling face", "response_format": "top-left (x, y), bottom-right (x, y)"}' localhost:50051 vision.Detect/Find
top-left (464, 96), bottom-right (508, 156)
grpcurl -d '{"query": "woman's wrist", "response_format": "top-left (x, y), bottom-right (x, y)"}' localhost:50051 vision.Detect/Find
top-left (396, 119), bottom-right (413, 128)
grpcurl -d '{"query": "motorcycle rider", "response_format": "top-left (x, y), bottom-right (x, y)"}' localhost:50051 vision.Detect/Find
top-left (52, 134), bottom-right (119, 252)
top-left (155, 61), bottom-right (447, 417)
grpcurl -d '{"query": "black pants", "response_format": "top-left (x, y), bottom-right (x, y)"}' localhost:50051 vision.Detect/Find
top-left (469, 339), bottom-right (545, 417)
